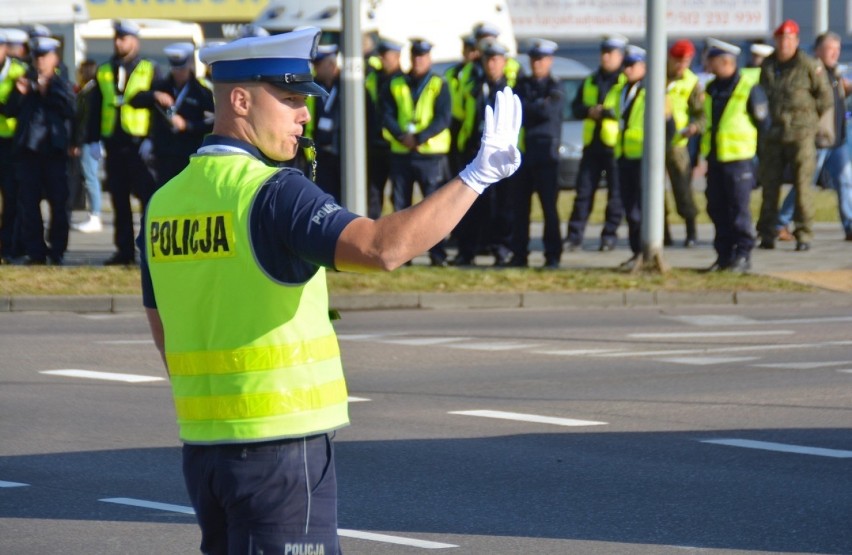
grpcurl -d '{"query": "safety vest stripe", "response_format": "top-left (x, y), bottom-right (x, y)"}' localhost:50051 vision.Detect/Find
top-left (174, 377), bottom-right (348, 421)
top-left (178, 403), bottom-right (350, 444)
top-left (167, 334), bottom-right (341, 376)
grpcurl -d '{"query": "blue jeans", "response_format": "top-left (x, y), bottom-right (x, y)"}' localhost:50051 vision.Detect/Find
top-left (80, 142), bottom-right (102, 215)
top-left (778, 145), bottom-right (852, 233)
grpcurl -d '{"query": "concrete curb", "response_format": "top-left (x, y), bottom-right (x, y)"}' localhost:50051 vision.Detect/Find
top-left (1, 291), bottom-right (850, 313)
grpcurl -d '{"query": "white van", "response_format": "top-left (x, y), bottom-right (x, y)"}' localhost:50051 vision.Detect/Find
top-left (74, 18), bottom-right (206, 78)
top-left (253, 0), bottom-right (516, 70)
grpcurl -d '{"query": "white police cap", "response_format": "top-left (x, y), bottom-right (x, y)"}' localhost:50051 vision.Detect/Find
top-left (114, 19), bottom-right (141, 37)
top-left (31, 36), bottom-right (61, 56)
top-left (200, 27), bottom-right (328, 98)
top-left (601, 34), bottom-right (628, 51)
top-left (3, 28), bottom-right (29, 45)
top-left (236, 24), bottom-right (269, 39)
top-left (750, 43), bottom-right (774, 57)
top-left (528, 38), bottom-right (557, 58)
top-left (478, 38), bottom-right (507, 57)
top-left (28, 23), bottom-right (51, 38)
top-left (706, 38), bottom-right (741, 58)
top-left (164, 42), bottom-right (195, 68)
top-left (624, 45), bottom-right (647, 65)
top-left (473, 22), bottom-right (500, 39)
top-left (312, 43), bottom-right (339, 63)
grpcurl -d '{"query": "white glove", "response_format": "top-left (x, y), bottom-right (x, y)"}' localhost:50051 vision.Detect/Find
top-left (458, 86), bottom-right (523, 194)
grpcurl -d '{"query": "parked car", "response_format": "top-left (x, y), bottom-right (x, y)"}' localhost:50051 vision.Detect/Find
top-left (515, 54), bottom-right (591, 189)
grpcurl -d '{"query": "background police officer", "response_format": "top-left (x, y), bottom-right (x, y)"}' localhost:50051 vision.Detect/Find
top-left (88, 19), bottom-right (160, 265)
top-left (381, 38), bottom-right (452, 266)
top-left (130, 42), bottom-right (214, 187)
top-left (510, 38), bottom-right (564, 268)
top-left (310, 44), bottom-right (342, 202)
top-left (756, 19), bottom-right (833, 251)
top-left (365, 38), bottom-right (403, 218)
top-left (567, 34), bottom-right (627, 252)
top-left (0, 28), bottom-right (29, 263)
top-left (665, 39), bottom-right (705, 248)
top-left (4, 37), bottom-right (75, 265)
top-left (702, 38), bottom-right (770, 273)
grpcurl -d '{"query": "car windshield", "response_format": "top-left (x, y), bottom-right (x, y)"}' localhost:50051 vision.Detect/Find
top-left (561, 78), bottom-right (583, 122)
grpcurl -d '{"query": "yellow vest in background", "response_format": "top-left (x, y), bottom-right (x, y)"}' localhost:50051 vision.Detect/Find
top-left (97, 60), bottom-right (154, 138)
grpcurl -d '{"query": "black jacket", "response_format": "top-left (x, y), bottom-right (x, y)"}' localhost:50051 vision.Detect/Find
top-left (516, 73), bottom-right (563, 162)
top-left (4, 72), bottom-right (75, 153)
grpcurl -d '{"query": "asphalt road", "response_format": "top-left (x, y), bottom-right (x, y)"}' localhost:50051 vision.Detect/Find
top-left (1, 304), bottom-right (851, 554)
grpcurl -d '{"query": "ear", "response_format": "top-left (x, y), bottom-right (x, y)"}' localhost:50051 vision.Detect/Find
top-left (230, 86), bottom-right (251, 116)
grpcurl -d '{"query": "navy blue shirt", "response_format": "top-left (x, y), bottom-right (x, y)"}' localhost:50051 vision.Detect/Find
top-left (138, 135), bottom-right (360, 309)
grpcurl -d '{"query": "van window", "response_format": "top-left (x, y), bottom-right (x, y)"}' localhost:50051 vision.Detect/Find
top-left (561, 78), bottom-right (583, 122)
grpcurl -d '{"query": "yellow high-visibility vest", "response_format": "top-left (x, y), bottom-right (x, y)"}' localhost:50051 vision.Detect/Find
top-left (701, 73), bottom-right (758, 162)
top-left (580, 72), bottom-right (626, 147)
top-left (383, 74), bottom-right (451, 154)
top-left (0, 59), bottom-right (27, 138)
top-left (145, 152), bottom-right (348, 444)
top-left (667, 68), bottom-right (699, 148)
top-left (97, 60), bottom-right (154, 138)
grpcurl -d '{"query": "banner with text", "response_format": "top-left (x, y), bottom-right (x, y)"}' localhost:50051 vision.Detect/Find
top-left (507, 0), bottom-right (772, 40)
top-left (86, 0), bottom-right (266, 22)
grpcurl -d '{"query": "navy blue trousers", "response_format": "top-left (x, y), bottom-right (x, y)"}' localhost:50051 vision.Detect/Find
top-left (15, 148), bottom-right (69, 262)
top-left (183, 434), bottom-right (341, 555)
top-left (104, 140), bottom-right (156, 260)
top-left (511, 157), bottom-right (562, 263)
top-left (706, 158), bottom-right (756, 265)
top-left (617, 158), bottom-right (643, 255)
top-left (567, 146), bottom-right (623, 244)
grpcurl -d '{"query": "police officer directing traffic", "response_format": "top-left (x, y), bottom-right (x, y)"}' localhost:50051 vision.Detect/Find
top-left (140, 27), bottom-right (522, 554)
top-left (509, 38), bottom-right (564, 268)
top-left (88, 19), bottom-right (160, 265)
top-left (702, 38), bottom-right (770, 273)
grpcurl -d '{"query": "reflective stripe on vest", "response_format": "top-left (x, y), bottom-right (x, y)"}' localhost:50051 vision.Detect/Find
top-left (97, 60), bottom-right (154, 138)
top-left (616, 84), bottom-right (646, 160)
top-left (701, 74), bottom-right (758, 162)
top-left (667, 68), bottom-right (699, 148)
top-left (581, 72), bottom-right (624, 147)
top-left (145, 153), bottom-right (349, 444)
top-left (383, 74), bottom-right (451, 154)
top-left (0, 59), bottom-right (27, 138)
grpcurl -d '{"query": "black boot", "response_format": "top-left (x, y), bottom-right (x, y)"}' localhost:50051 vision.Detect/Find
top-left (684, 218), bottom-right (697, 248)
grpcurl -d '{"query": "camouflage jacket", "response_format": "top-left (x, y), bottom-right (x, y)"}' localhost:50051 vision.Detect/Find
top-left (759, 49), bottom-right (833, 142)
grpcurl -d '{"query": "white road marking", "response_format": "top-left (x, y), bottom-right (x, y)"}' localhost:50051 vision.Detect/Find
top-left (377, 337), bottom-right (469, 346)
top-left (348, 396), bottom-right (371, 403)
top-left (629, 330), bottom-right (793, 339)
top-left (338, 529), bottom-right (457, 549)
top-left (531, 348), bottom-right (624, 356)
top-left (701, 439), bottom-right (852, 458)
top-left (0, 480), bottom-right (29, 488)
top-left (656, 356), bottom-right (759, 366)
top-left (100, 497), bottom-right (195, 514)
top-left (837, 369), bottom-right (852, 374)
top-left (95, 340), bottom-right (155, 345)
top-left (752, 361), bottom-right (852, 370)
top-left (593, 340), bottom-right (852, 358)
top-left (40, 369), bottom-right (164, 383)
top-left (100, 498), bottom-right (457, 548)
top-left (663, 315), bottom-right (758, 326)
top-left (337, 333), bottom-right (405, 341)
top-left (761, 316), bottom-right (852, 325)
top-left (78, 314), bottom-right (139, 320)
top-left (450, 410), bottom-right (607, 427)
top-left (447, 342), bottom-right (542, 351)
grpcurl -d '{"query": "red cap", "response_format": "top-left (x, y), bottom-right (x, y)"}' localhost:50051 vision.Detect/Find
top-left (668, 39), bottom-right (695, 59)
top-left (774, 19), bottom-right (799, 36)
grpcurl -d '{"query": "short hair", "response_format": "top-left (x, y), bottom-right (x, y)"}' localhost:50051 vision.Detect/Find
top-left (814, 31), bottom-right (841, 50)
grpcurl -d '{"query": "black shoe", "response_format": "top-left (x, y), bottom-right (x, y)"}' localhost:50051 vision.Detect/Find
top-left (507, 256), bottom-right (528, 268)
top-left (493, 252), bottom-right (511, 267)
top-left (663, 226), bottom-right (673, 247)
top-left (795, 242), bottom-right (810, 252)
top-left (566, 240), bottom-right (582, 252)
top-left (758, 238), bottom-right (775, 250)
top-left (703, 259), bottom-right (727, 273)
top-left (619, 254), bottom-right (640, 271)
top-left (48, 255), bottom-right (64, 266)
top-left (23, 257), bottom-right (46, 266)
top-left (683, 237), bottom-right (697, 248)
top-left (429, 255), bottom-right (448, 268)
top-left (846, 231), bottom-right (852, 241)
top-left (599, 238), bottom-right (616, 252)
top-left (104, 253), bottom-right (136, 266)
top-left (542, 258), bottom-right (560, 269)
top-left (728, 256), bottom-right (752, 274)
top-left (451, 255), bottom-right (474, 267)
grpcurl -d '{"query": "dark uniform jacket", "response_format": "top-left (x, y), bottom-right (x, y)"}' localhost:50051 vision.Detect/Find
top-left (130, 74), bottom-right (214, 162)
top-left (366, 68), bottom-right (401, 149)
top-left (571, 68), bottom-right (621, 150)
top-left (516, 73), bottom-right (563, 163)
top-left (759, 49), bottom-right (833, 143)
top-left (4, 72), bottom-right (75, 153)
top-left (313, 76), bottom-right (341, 156)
